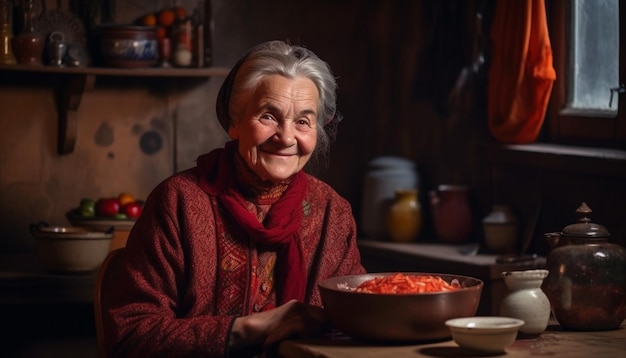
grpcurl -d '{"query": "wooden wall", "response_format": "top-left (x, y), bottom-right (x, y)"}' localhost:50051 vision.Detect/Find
top-left (1, 0), bottom-right (624, 255)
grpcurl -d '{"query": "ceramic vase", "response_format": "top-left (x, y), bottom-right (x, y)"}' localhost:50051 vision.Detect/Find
top-left (429, 185), bottom-right (472, 244)
top-left (500, 269), bottom-right (551, 335)
top-left (385, 189), bottom-right (422, 242)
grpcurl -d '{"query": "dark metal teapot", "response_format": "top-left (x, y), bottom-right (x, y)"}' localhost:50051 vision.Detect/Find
top-left (542, 202), bottom-right (626, 331)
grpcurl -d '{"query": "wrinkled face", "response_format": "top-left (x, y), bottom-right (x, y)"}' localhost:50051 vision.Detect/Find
top-left (228, 74), bottom-right (319, 183)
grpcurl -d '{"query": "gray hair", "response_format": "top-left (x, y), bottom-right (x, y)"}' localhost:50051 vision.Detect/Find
top-left (216, 40), bottom-right (342, 169)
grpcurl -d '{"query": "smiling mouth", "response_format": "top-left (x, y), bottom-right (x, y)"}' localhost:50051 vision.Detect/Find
top-left (259, 147), bottom-right (296, 156)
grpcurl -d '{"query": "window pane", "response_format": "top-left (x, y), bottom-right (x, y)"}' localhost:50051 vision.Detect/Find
top-left (564, 0), bottom-right (619, 117)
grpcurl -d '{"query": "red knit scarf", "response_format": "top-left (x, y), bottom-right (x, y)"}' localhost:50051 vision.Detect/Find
top-left (196, 141), bottom-right (307, 304)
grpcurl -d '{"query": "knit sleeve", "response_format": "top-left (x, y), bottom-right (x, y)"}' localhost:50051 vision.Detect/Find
top-left (104, 171), bottom-right (235, 358)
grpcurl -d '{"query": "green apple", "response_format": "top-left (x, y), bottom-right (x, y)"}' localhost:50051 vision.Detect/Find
top-left (79, 198), bottom-right (95, 217)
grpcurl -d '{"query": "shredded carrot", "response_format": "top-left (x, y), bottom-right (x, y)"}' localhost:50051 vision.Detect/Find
top-left (355, 273), bottom-right (461, 294)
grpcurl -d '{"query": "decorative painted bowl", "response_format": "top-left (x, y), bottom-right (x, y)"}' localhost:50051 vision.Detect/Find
top-left (96, 25), bottom-right (158, 68)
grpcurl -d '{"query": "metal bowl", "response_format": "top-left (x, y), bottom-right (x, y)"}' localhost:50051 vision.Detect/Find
top-left (318, 272), bottom-right (484, 342)
top-left (30, 222), bottom-right (114, 273)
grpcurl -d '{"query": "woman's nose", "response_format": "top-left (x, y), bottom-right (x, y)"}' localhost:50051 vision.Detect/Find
top-left (274, 124), bottom-right (296, 145)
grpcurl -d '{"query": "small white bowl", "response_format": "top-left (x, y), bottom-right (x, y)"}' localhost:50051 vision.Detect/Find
top-left (445, 316), bottom-right (524, 354)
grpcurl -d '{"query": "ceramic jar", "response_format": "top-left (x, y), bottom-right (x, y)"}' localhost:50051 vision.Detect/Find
top-left (542, 202), bottom-right (626, 331)
top-left (483, 205), bottom-right (518, 254)
top-left (12, 0), bottom-right (44, 65)
top-left (171, 16), bottom-right (195, 67)
top-left (385, 189), bottom-right (422, 242)
top-left (429, 185), bottom-right (472, 244)
top-left (361, 157), bottom-right (418, 239)
top-left (500, 269), bottom-right (551, 335)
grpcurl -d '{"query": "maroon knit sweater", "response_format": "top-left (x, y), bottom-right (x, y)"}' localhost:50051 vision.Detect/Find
top-left (104, 160), bottom-right (365, 357)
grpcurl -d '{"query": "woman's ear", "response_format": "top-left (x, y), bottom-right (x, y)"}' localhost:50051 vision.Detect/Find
top-left (228, 124), bottom-right (239, 139)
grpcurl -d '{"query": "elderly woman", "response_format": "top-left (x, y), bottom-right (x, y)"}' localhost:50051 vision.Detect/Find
top-left (104, 40), bottom-right (365, 357)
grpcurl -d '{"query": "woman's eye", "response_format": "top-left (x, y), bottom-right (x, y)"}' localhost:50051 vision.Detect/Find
top-left (260, 114), bottom-right (274, 121)
top-left (296, 118), bottom-right (312, 127)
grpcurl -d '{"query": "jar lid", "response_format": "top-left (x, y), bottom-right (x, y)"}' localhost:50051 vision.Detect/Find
top-left (561, 202), bottom-right (610, 238)
top-left (368, 156), bottom-right (416, 170)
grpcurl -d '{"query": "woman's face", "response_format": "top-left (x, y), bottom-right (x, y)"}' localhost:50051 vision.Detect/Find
top-left (228, 74), bottom-right (319, 183)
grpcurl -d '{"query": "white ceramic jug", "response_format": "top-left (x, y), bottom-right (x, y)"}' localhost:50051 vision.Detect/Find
top-left (500, 269), bottom-right (551, 335)
top-left (361, 156), bottom-right (418, 239)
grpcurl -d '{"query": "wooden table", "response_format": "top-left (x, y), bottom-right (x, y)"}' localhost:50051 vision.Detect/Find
top-left (0, 252), bottom-right (96, 305)
top-left (279, 322), bottom-right (626, 358)
top-left (0, 252), bottom-right (98, 355)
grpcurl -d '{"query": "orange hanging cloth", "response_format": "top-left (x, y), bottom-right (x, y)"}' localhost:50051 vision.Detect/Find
top-left (487, 0), bottom-right (556, 143)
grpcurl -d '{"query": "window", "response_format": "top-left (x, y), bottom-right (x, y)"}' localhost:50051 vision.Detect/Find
top-left (565, 0), bottom-right (619, 116)
top-left (545, 0), bottom-right (625, 147)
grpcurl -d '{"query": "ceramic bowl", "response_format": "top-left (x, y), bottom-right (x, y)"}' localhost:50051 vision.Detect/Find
top-left (318, 272), bottom-right (483, 342)
top-left (96, 24), bottom-right (158, 68)
top-left (30, 222), bottom-right (114, 273)
top-left (445, 316), bottom-right (525, 354)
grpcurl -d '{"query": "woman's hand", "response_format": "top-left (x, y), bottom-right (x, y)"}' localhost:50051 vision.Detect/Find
top-left (229, 299), bottom-right (329, 352)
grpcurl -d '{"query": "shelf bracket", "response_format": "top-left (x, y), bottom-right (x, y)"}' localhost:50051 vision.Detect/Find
top-left (56, 74), bottom-right (96, 154)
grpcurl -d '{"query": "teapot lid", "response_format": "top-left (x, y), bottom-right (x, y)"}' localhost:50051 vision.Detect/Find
top-left (561, 202), bottom-right (610, 238)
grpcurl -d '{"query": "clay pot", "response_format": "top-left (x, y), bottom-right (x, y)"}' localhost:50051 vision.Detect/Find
top-left (429, 185), bottom-right (472, 244)
top-left (12, 31), bottom-right (44, 64)
top-left (386, 189), bottom-right (422, 242)
top-left (12, 0), bottom-right (44, 65)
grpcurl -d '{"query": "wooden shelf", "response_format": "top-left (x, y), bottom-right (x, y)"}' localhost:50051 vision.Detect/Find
top-left (481, 142), bottom-right (626, 178)
top-left (0, 64), bottom-right (231, 77)
top-left (0, 65), bottom-right (230, 154)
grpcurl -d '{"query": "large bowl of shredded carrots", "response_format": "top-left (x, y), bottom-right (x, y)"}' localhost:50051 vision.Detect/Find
top-left (318, 272), bottom-right (483, 342)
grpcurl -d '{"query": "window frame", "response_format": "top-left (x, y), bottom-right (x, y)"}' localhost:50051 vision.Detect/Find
top-left (545, 0), bottom-right (626, 148)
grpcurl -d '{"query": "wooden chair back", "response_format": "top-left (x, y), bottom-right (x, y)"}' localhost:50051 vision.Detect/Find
top-left (93, 247), bottom-right (125, 358)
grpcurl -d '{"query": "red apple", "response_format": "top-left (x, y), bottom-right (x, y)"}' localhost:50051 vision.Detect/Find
top-left (122, 202), bottom-right (143, 219)
top-left (95, 197), bottom-right (121, 217)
